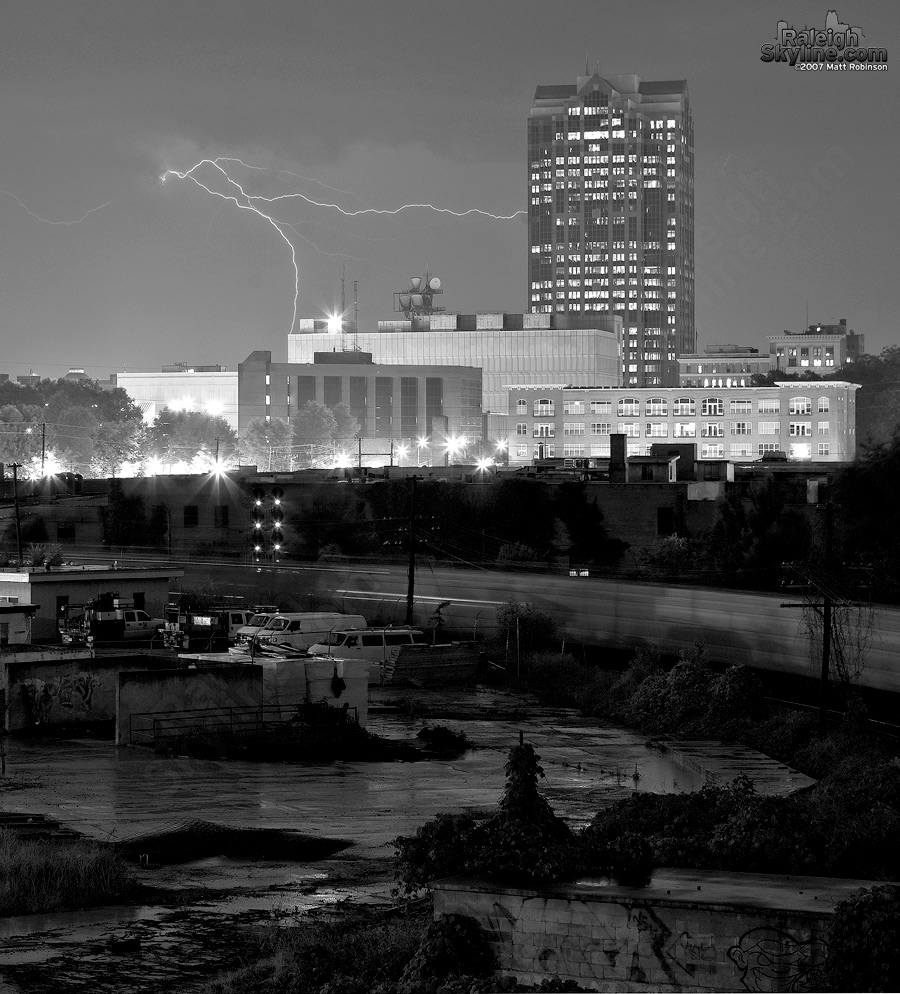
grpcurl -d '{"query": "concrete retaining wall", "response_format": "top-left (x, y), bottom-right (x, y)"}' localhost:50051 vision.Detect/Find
top-left (434, 870), bottom-right (876, 992)
top-left (4, 654), bottom-right (172, 732)
top-left (116, 666), bottom-right (263, 745)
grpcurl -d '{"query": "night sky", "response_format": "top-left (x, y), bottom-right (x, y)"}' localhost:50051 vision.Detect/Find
top-left (1, 1), bottom-right (897, 378)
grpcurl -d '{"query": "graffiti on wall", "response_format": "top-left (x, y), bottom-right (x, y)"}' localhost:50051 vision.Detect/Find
top-left (479, 893), bottom-right (828, 991)
top-left (727, 927), bottom-right (826, 992)
top-left (19, 673), bottom-right (99, 723)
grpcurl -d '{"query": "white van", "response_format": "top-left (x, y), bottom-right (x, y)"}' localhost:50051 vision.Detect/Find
top-left (253, 612), bottom-right (367, 652)
top-left (234, 611), bottom-right (281, 648)
top-left (308, 627), bottom-right (428, 683)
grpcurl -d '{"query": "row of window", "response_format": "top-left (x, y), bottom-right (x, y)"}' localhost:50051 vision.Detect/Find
top-left (523, 397), bottom-right (832, 417)
top-left (519, 443), bottom-right (832, 459)
top-left (520, 421), bottom-right (833, 438)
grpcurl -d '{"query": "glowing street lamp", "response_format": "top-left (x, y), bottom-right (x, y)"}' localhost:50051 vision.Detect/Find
top-left (416, 436), bottom-right (429, 465)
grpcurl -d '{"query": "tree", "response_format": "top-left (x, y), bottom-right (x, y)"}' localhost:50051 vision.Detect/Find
top-left (147, 410), bottom-right (237, 470)
top-left (239, 417), bottom-right (293, 471)
top-left (48, 405), bottom-right (98, 474)
top-left (100, 482), bottom-right (149, 548)
top-left (292, 401), bottom-right (337, 467)
top-left (0, 405), bottom-right (42, 468)
top-left (331, 402), bottom-right (360, 450)
top-left (92, 420), bottom-right (144, 477)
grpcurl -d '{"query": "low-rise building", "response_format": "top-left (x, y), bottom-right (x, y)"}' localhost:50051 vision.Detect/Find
top-left (0, 565), bottom-right (183, 642)
top-left (767, 318), bottom-right (863, 373)
top-left (678, 345), bottom-right (773, 388)
top-left (287, 311), bottom-right (623, 414)
top-left (116, 364), bottom-right (238, 431)
top-left (239, 350), bottom-right (482, 454)
top-left (504, 381), bottom-right (859, 464)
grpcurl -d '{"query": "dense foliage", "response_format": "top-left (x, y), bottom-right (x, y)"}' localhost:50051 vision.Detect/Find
top-left (825, 884), bottom-right (900, 992)
top-left (394, 741), bottom-right (654, 896)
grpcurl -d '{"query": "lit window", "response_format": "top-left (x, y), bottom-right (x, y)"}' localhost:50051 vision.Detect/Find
top-left (789, 397), bottom-right (812, 416)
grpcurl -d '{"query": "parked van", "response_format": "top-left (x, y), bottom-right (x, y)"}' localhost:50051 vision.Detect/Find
top-left (253, 612), bottom-right (367, 653)
top-left (307, 627), bottom-right (428, 683)
top-left (234, 610), bottom-right (281, 648)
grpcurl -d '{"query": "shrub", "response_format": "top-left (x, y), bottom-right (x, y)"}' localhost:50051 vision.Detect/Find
top-left (398, 914), bottom-right (496, 993)
top-left (825, 884), bottom-right (900, 992)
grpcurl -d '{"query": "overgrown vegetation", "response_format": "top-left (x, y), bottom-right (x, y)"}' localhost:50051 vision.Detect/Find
top-left (0, 831), bottom-right (135, 915)
top-left (394, 741), bottom-right (653, 898)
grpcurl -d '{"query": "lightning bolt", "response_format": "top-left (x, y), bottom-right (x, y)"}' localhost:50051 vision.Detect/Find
top-left (0, 190), bottom-right (114, 225)
top-left (162, 159), bottom-right (301, 333)
top-left (161, 157), bottom-right (524, 334)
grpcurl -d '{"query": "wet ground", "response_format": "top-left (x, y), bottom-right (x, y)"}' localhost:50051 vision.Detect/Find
top-left (0, 686), bottom-right (810, 993)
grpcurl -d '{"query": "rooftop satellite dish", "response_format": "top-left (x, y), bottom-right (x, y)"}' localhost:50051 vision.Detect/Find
top-left (428, 277), bottom-right (441, 291)
top-left (409, 277), bottom-right (422, 291)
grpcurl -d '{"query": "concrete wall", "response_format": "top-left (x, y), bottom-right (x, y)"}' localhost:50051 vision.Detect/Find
top-left (116, 666), bottom-right (263, 745)
top-left (257, 657), bottom-right (369, 726)
top-left (434, 870), bottom-right (876, 992)
top-left (4, 654), bottom-right (172, 732)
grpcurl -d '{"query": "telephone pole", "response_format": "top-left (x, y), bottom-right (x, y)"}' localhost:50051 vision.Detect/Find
top-left (9, 463), bottom-right (23, 561)
top-left (405, 476), bottom-right (417, 626)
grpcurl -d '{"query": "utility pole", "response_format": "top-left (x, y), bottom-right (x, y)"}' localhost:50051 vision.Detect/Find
top-left (9, 463), bottom-right (23, 562)
top-left (405, 476), bottom-right (417, 626)
top-left (819, 501), bottom-right (834, 736)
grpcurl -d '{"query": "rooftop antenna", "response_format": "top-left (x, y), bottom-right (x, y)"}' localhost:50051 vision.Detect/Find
top-left (585, 56), bottom-right (589, 74)
top-left (353, 281), bottom-right (359, 351)
top-left (341, 264), bottom-right (346, 324)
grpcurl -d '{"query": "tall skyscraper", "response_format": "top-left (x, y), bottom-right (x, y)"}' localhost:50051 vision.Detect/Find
top-left (528, 72), bottom-right (694, 387)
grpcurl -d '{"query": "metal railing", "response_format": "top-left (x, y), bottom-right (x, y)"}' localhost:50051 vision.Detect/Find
top-left (128, 699), bottom-right (358, 746)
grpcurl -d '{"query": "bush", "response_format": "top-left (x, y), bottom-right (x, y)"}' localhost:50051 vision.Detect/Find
top-left (825, 884), bottom-right (900, 991)
top-left (398, 914), bottom-right (496, 993)
top-left (0, 832), bottom-right (135, 915)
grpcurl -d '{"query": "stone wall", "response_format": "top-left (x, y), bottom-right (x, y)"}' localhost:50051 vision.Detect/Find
top-left (434, 870), bottom-right (876, 992)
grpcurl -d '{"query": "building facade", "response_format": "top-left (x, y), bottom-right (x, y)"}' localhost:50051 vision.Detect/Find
top-left (116, 366), bottom-right (239, 431)
top-left (504, 382), bottom-right (858, 464)
top-left (239, 350), bottom-right (482, 453)
top-left (767, 318), bottom-right (864, 373)
top-left (678, 346), bottom-right (773, 388)
top-left (287, 311), bottom-right (622, 414)
top-left (528, 72), bottom-right (694, 387)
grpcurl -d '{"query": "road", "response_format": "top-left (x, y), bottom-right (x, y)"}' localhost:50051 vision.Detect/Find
top-left (174, 558), bottom-right (900, 695)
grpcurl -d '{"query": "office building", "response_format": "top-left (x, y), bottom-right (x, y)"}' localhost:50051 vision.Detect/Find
top-left (116, 365), bottom-right (238, 431)
top-left (505, 381), bottom-right (858, 464)
top-left (239, 350), bottom-right (482, 458)
top-left (287, 311), bottom-right (622, 414)
top-left (528, 71), bottom-right (694, 387)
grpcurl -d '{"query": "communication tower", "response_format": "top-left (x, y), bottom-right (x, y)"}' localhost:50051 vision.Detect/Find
top-left (394, 273), bottom-right (444, 317)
